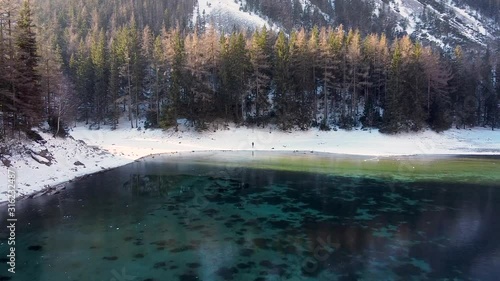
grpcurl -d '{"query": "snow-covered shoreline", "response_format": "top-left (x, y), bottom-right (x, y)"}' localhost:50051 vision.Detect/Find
top-left (1, 121), bottom-right (500, 202)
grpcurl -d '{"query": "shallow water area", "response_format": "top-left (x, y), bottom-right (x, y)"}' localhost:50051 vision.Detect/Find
top-left (1, 151), bottom-right (499, 281)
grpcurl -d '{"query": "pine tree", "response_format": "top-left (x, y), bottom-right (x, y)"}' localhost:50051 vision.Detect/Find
top-left (375, 34), bottom-right (389, 123)
top-left (289, 28), bottom-right (313, 129)
top-left (130, 17), bottom-right (145, 129)
top-left (108, 38), bottom-right (120, 129)
top-left (329, 25), bottom-right (346, 126)
top-left (495, 48), bottom-right (500, 129)
top-left (422, 47), bottom-right (452, 132)
top-left (202, 25), bottom-right (220, 103)
top-left (406, 41), bottom-right (427, 131)
top-left (218, 31), bottom-right (250, 123)
top-left (273, 30), bottom-right (292, 129)
top-left (116, 25), bottom-right (135, 128)
top-left (185, 30), bottom-right (211, 126)
top-left (318, 27), bottom-right (334, 129)
top-left (162, 27), bottom-right (185, 130)
top-left (308, 25), bottom-right (320, 124)
top-left (217, 33), bottom-right (230, 121)
top-left (360, 34), bottom-right (377, 129)
top-left (71, 40), bottom-right (93, 126)
top-left (14, 0), bottom-right (42, 130)
top-left (197, 29), bottom-right (220, 124)
top-left (90, 28), bottom-right (107, 129)
top-left (450, 46), bottom-right (469, 128)
top-left (141, 25), bottom-right (158, 127)
top-left (382, 39), bottom-right (404, 133)
top-left (152, 34), bottom-right (166, 126)
top-left (38, 35), bottom-right (64, 130)
top-left (481, 49), bottom-right (497, 129)
top-left (346, 29), bottom-right (362, 127)
top-left (249, 26), bottom-right (272, 125)
top-left (0, 1), bottom-right (16, 134)
top-left (0, 1), bottom-right (18, 134)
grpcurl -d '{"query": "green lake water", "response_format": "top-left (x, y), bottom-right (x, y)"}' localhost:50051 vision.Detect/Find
top-left (1, 151), bottom-right (499, 280)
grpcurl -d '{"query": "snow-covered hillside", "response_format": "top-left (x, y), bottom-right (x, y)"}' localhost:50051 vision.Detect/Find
top-left (193, 0), bottom-right (499, 48)
top-left (386, 0), bottom-right (498, 47)
top-left (193, 0), bottom-right (276, 31)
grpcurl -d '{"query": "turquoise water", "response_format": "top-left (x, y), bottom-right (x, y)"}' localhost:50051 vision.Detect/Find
top-left (1, 152), bottom-right (500, 280)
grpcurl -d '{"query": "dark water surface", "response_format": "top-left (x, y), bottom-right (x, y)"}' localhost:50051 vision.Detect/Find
top-left (1, 152), bottom-right (500, 281)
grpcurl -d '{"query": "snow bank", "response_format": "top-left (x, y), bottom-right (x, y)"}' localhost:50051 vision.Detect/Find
top-left (1, 120), bottom-right (499, 202)
top-left (71, 121), bottom-right (500, 158)
top-left (0, 131), bottom-right (131, 202)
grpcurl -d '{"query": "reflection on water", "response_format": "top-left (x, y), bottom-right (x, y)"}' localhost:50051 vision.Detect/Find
top-left (1, 153), bottom-right (500, 281)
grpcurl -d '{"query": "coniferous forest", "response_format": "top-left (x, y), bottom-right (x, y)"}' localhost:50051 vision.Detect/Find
top-left (0, 0), bottom-right (499, 141)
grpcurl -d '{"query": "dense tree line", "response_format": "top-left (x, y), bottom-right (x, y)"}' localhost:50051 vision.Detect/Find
top-left (58, 21), bottom-right (500, 133)
top-left (1, 0), bottom-right (499, 140)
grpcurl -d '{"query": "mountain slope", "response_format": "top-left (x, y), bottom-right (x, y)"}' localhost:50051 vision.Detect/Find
top-left (193, 0), bottom-right (276, 31)
top-left (385, 0), bottom-right (499, 48)
top-left (193, 0), bottom-right (500, 49)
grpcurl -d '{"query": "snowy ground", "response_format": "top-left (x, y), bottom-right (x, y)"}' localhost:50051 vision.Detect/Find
top-left (1, 119), bottom-right (500, 202)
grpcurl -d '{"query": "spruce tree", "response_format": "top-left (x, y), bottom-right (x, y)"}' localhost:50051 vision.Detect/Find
top-left (141, 25), bottom-right (157, 127)
top-left (38, 36), bottom-right (64, 131)
top-left (289, 28), bottom-right (313, 129)
top-left (382, 39), bottom-right (404, 133)
top-left (273, 31), bottom-right (292, 129)
top-left (450, 46), bottom-right (468, 128)
top-left (481, 50), bottom-right (497, 129)
top-left (71, 40), bottom-right (93, 126)
top-left (346, 29), bottom-right (361, 128)
top-left (108, 37), bottom-right (121, 129)
top-left (230, 32), bottom-right (250, 122)
top-left (152, 35), bottom-right (166, 126)
top-left (14, 0), bottom-right (42, 130)
top-left (407, 42), bottom-right (427, 131)
top-left (90, 28), bottom-right (107, 129)
top-left (0, 0), bottom-right (18, 134)
top-left (162, 27), bottom-right (185, 130)
top-left (360, 34), bottom-right (377, 129)
top-left (249, 26), bottom-right (272, 125)
top-left (308, 25), bottom-right (320, 124)
top-left (422, 47), bottom-right (452, 132)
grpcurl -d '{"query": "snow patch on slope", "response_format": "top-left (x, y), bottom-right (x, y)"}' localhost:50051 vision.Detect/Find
top-left (392, 0), bottom-right (421, 35)
top-left (194, 0), bottom-right (276, 31)
top-left (385, 0), bottom-right (497, 46)
top-left (0, 131), bottom-right (130, 202)
top-left (389, 0), bottom-right (447, 47)
top-left (299, 0), bottom-right (332, 22)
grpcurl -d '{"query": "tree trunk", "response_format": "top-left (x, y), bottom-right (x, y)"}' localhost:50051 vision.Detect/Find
top-left (352, 63), bottom-right (357, 122)
top-left (46, 59), bottom-right (51, 120)
top-left (313, 60), bottom-right (317, 123)
top-left (135, 85), bottom-right (139, 128)
top-left (55, 116), bottom-right (60, 137)
top-left (255, 75), bottom-right (260, 121)
top-left (156, 67), bottom-right (160, 126)
top-left (127, 61), bottom-right (133, 128)
top-left (427, 75), bottom-right (431, 116)
top-left (323, 63), bottom-right (328, 125)
top-left (97, 95), bottom-right (100, 129)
